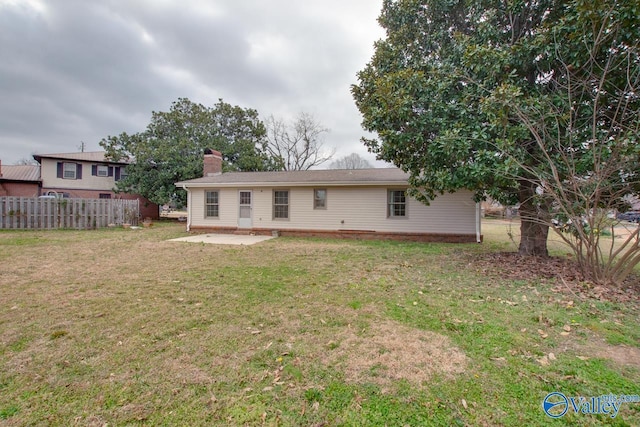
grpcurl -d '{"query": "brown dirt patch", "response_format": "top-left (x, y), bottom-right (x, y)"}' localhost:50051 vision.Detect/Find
top-left (470, 252), bottom-right (640, 304)
top-left (322, 320), bottom-right (468, 388)
top-left (558, 334), bottom-right (640, 369)
top-left (597, 345), bottom-right (640, 368)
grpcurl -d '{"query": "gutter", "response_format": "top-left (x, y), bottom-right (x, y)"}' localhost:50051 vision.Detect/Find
top-left (174, 180), bottom-right (409, 189)
top-left (476, 202), bottom-right (482, 243)
top-left (182, 184), bottom-right (191, 232)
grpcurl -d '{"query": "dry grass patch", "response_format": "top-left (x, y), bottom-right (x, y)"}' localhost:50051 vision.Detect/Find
top-left (164, 354), bottom-right (216, 385)
top-left (322, 320), bottom-right (468, 388)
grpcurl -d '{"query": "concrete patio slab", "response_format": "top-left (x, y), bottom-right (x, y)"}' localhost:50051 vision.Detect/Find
top-left (168, 233), bottom-right (275, 246)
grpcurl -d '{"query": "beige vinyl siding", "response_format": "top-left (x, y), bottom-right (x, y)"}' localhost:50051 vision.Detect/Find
top-left (190, 186), bottom-right (476, 234)
top-left (404, 190), bottom-right (477, 234)
top-left (189, 188), bottom-right (238, 227)
top-left (40, 159), bottom-right (119, 190)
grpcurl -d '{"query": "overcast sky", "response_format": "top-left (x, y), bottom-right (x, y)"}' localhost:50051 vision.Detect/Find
top-left (0, 0), bottom-right (388, 167)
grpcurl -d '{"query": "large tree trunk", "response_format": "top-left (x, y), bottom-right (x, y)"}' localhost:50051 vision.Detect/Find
top-left (519, 217), bottom-right (550, 256)
top-left (518, 179), bottom-right (550, 257)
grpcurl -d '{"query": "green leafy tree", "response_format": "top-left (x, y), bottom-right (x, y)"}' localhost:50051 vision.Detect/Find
top-left (100, 98), bottom-right (275, 206)
top-left (352, 0), bottom-right (639, 257)
top-left (487, 1), bottom-right (640, 283)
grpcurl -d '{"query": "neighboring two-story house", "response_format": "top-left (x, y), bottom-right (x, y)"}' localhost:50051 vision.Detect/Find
top-left (33, 151), bottom-right (158, 219)
top-left (0, 151), bottom-right (158, 219)
top-left (33, 151), bottom-right (128, 199)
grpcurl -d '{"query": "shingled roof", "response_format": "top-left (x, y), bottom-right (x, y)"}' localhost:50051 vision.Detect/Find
top-left (177, 168), bottom-right (410, 188)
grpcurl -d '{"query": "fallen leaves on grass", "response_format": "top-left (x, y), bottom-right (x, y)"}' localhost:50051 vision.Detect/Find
top-left (538, 353), bottom-right (556, 366)
top-left (470, 252), bottom-right (640, 304)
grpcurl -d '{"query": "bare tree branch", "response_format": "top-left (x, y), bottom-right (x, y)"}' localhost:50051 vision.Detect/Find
top-left (265, 113), bottom-right (335, 170)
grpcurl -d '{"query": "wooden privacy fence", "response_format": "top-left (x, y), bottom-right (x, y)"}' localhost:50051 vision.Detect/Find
top-left (0, 197), bottom-right (139, 230)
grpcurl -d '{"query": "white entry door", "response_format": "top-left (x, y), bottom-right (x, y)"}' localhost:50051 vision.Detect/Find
top-left (238, 190), bottom-right (252, 228)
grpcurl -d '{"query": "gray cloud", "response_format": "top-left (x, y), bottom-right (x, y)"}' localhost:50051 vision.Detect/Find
top-left (0, 0), bottom-right (386, 166)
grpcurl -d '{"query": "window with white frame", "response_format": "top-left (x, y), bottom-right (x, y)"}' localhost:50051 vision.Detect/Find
top-left (63, 162), bottom-right (77, 179)
top-left (388, 189), bottom-right (407, 218)
top-left (205, 191), bottom-right (219, 218)
top-left (314, 189), bottom-right (326, 209)
top-left (97, 165), bottom-right (109, 177)
top-left (273, 190), bottom-right (289, 219)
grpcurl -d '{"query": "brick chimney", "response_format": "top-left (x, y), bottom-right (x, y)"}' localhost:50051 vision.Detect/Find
top-left (203, 149), bottom-right (223, 176)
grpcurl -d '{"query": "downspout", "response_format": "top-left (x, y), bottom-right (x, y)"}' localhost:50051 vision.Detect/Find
top-left (475, 202), bottom-right (482, 243)
top-left (182, 184), bottom-right (191, 232)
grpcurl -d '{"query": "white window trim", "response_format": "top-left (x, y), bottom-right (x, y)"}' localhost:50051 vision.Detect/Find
top-left (97, 165), bottom-right (109, 177)
top-left (273, 189), bottom-right (290, 220)
top-left (205, 190), bottom-right (220, 218)
top-left (314, 188), bottom-right (327, 210)
top-left (387, 189), bottom-right (408, 219)
top-left (63, 162), bottom-right (76, 180)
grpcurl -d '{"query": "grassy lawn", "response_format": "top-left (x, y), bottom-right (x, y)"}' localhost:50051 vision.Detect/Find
top-left (484, 217), bottom-right (640, 263)
top-left (1, 220), bottom-right (639, 426)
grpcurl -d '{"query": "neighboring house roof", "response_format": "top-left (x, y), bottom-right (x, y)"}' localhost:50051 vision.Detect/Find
top-left (0, 165), bottom-right (41, 182)
top-left (176, 168), bottom-right (411, 188)
top-left (33, 151), bottom-right (129, 164)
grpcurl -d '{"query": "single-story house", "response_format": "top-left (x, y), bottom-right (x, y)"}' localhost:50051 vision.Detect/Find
top-left (0, 161), bottom-right (41, 197)
top-left (175, 150), bottom-right (481, 243)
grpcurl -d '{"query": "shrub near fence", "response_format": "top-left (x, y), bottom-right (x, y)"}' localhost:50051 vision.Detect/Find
top-left (0, 197), bottom-right (139, 230)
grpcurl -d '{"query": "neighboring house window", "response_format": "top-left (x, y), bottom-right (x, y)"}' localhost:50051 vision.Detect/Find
top-left (92, 165), bottom-right (113, 177)
top-left (273, 190), bottom-right (289, 219)
top-left (116, 166), bottom-right (128, 182)
top-left (97, 165), bottom-right (109, 177)
top-left (205, 191), bottom-right (219, 218)
top-left (388, 190), bottom-right (407, 218)
top-left (59, 162), bottom-right (82, 180)
top-left (314, 189), bottom-right (327, 209)
top-left (62, 163), bottom-right (78, 179)
top-left (99, 193), bottom-right (111, 199)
